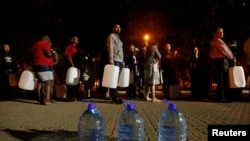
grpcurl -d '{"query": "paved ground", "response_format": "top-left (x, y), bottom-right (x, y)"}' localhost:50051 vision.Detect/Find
top-left (0, 91), bottom-right (250, 141)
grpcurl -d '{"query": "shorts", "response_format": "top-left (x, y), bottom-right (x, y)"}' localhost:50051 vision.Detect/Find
top-left (33, 65), bottom-right (53, 81)
top-left (36, 71), bottom-right (53, 81)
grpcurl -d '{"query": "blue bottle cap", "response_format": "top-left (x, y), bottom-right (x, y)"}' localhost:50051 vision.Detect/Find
top-left (168, 103), bottom-right (177, 110)
top-left (127, 103), bottom-right (135, 110)
top-left (88, 103), bottom-right (96, 110)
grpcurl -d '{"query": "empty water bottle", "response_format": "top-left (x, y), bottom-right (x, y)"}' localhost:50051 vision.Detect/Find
top-left (158, 102), bottom-right (187, 141)
top-left (77, 102), bottom-right (105, 141)
top-left (118, 102), bottom-right (144, 141)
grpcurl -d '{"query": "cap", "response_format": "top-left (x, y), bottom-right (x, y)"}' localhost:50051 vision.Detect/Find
top-left (88, 103), bottom-right (96, 110)
top-left (168, 103), bottom-right (177, 110)
top-left (127, 103), bottom-right (135, 110)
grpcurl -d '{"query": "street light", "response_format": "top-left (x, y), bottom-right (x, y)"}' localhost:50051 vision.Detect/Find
top-left (144, 34), bottom-right (150, 41)
top-left (143, 34), bottom-right (150, 46)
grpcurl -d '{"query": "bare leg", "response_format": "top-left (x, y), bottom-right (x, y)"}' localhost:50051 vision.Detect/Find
top-left (36, 81), bottom-right (42, 104)
top-left (44, 80), bottom-right (52, 104)
top-left (145, 84), bottom-right (152, 101)
top-left (106, 88), bottom-right (110, 97)
top-left (151, 85), bottom-right (160, 102)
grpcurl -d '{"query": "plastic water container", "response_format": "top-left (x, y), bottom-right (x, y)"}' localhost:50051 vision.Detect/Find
top-left (228, 66), bottom-right (246, 88)
top-left (78, 103), bottom-right (105, 141)
top-left (18, 70), bottom-right (37, 90)
top-left (118, 67), bottom-right (130, 87)
top-left (118, 103), bottom-right (144, 141)
top-left (65, 67), bottom-right (80, 86)
top-left (102, 64), bottom-right (119, 88)
top-left (158, 102), bottom-right (187, 141)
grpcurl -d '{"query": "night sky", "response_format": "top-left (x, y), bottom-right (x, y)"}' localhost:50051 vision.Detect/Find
top-left (0, 0), bottom-right (249, 59)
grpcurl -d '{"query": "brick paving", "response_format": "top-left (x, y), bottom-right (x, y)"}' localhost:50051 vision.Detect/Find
top-left (0, 91), bottom-right (250, 141)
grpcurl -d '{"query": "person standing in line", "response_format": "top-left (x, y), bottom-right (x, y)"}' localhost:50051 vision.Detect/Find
top-left (160, 43), bottom-right (177, 99)
top-left (41, 46), bottom-right (59, 103)
top-left (210, 27), bottom-right (236, 102)
top-left (64, 36), bottom-right (84, 101)
top-left (0, 44), bottom-right (17, 100)
top-left (189, 46), bottom-right (202, 99)
top-left (124, 44), bottom-right (139, 99)
top-left (32, 35), bottom-right (54, 105)
top-left (143, 40), bottom-right (162, 102)
top-left (195, 42), bottom-right (212, 100)
top-left (136, 41), bottom-right (149, 100)
top-left (243, 33), bottom-right (250, 95)
top-left (106, 24), bottom-right (124, 104)
top-left (81, 53), bottom-right (95, 99)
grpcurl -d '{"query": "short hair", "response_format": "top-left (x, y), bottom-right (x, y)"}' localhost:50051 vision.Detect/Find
top-left (41, 35), bottom-right (51, 42)
top-left (71, 36), bottom-right (78, 42)
top-left (213, 27), bottom-right (223, 32)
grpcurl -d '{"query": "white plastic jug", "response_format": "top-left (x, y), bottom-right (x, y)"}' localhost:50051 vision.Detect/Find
top-left (18, 70), bottom-right (37, 90)
top-left (102, 64), bottom-right (119, 88)
top-left (228, 66), bottom-right (246, 88)
top-left (65, 67), bottom-right (80, 86)
top-left (118, 67), bottom-right (130, 87)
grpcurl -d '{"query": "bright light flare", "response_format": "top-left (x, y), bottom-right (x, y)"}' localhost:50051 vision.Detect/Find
top-left (144, 34), bottom-right (150, 41)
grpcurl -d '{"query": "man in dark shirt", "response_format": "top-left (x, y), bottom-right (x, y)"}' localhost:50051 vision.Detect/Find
top-left (0, 44), bottom-right (17, 100)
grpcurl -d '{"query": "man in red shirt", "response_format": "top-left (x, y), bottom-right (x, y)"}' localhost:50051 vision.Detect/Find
top-left (65, 36), bottom-right (84, 101)
top-left (32, 35), bottom-right (54, 105)
top-left (210, 27), bottom-right (236, 102)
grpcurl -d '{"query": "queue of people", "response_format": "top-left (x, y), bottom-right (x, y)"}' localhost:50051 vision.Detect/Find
top-left (1, 25), bottom-right (249, 104)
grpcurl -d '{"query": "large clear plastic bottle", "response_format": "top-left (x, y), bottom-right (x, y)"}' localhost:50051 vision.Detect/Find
top-left (118, 103), bottom-right (144, 141)
top-left (158, 102), bottom-right (187, 141)
top-left (77, 103), bottom-right (105, 141)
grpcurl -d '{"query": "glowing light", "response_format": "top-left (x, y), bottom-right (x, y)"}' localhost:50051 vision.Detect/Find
top-left (144, 34), bottom-right (150, 41)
